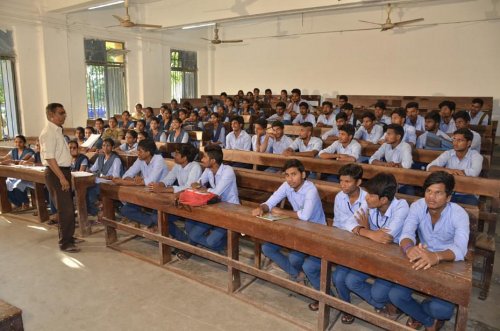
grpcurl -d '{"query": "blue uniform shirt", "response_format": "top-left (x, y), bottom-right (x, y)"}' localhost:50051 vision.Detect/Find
top-left (333, 189), bottom-right (368, 232)
top-left (199, 164), bottom-right (240, 204)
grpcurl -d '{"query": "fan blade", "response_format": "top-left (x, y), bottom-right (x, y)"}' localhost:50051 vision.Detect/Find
top-left (133, 23), bottom-right (163, 29)
top-left (200, 38), bottom-right (211, 41)
top-left (221, 40), bottom-right (243, 43)
top-left (359, 20), bottom-right (382, 26)
top-left (105, 24), bottom-right (121, 28)
top-left (113, 15), bottom-right (125, 23)
top-left (393, 18), bottom-right (424, 26)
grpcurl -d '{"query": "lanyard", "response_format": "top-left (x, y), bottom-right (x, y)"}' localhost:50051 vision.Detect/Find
top-left (375, 209), bottom-right (389, 229)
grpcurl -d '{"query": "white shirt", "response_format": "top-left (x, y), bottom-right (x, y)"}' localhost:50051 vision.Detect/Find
top-left (379, 124), bottom-right (416, 145)
top-left (39, 121), bottom-right (72, 167)
top-left (416, 130), bottom-right (452, 149)
top-left (318, 140), bottom-right (361, 161)
top-left (321, 126), bottom-right (339, 140)
top-left (405, 115), bottom-right (425, 132)
top-left (123, 154), bottom-right (169, 185)
top-left (225, 130), bottom-right (252, 151)
top-left (288, 137), bottom-right (323, 153)
top-left (354, 125), bottom-right (384, 144)
top-left (468, 111), bottom-right (488, 126)
top-left (252, 135), bottom-right (273, 153)
top-left (377, 115), bottom-right (392, 125)
top-left (270, 135), bottom-right (293, 154)
top-left (439, 118), bottom-right (456, 134)
top-left (292, 113), bottom-right (316, 126)
top-left (427, 148), bottom-right (483, 177)
top-left (316, 113), bottom-right (336, 126)
top-left (369, 142), bottom-right (413, 169)
top-left (470, 130), bottom-right (481, 152)
top-left (161, 161), bottom-right (202, 193)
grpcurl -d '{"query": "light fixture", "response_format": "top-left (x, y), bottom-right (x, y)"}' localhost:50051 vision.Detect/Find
top-left (182, 22), bottom-right (215, 30)
top-left (88, 0), bottom-right (124, 10)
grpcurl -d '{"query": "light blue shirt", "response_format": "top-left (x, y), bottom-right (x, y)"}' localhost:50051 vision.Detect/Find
top-left (470, 130), bottom-right (481, 152)
top-left (427, 148), bottom-right (483, 177)
top-left (439, 118), bottom-right (456, 134)
top-left (468, 111), bottom-right (488, 126)
top-left (267, 113), bottom-right (292, 123)
top-left (367, 197), bottom-right (409, 243)
top-left (292, 113), bottom-right (316, 126)
top-left (212, 126), bottom-right (226, 147)
top-left (416, 130), bottom-right (452, 149)
top-left (288, 137), bottom-right (323, 153)
top-left (377, 115), bottom-right (392, 125)
top-left (252, 135), bottom-right (273, 153)
top-left (321, 126), bottom-right (339, 140)
top-left (369, 142), bottom-right (413, 169)
top-left (380, 124), bottom-right (416, 145)
top-left (263, 180), bottom-right (326, 225)
top-left (317, 114), bottom-right (336, 126)
top-left (399, 199), bottom-right (469, 261)
top-left (270, 135), bottom-right (294, 154)
top-left (90, 156), bottom-right (123, 181)
top-left (199, 164), bottom-right (240, 204)
top-left (318, 140), bottom-right (361, 161)
top-left (225, 130), bottom-right (252, 151)
top-left (122, 154), bottom-right (168, 185)
top-left (354, 125), bottom-right (384, 144)
top-left (333, 189), bottom-right (368, 232)
top-left (161, 161), bottom-right (202, 193)
top-left (406, 115), bottom-right (425, 132)
top-left (119, 142), bottom-right (138, 152)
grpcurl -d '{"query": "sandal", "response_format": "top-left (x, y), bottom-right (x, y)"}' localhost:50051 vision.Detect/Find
top-left (406, 317), bottom-right (423, 329)
top-left (341, 313), bottom-right (355, 324)
top-left (308, 301), bottom-right (319, 312)
top-left (176, 251), bottom-right (192, 261)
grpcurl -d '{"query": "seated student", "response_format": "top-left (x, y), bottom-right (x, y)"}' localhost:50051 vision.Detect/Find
top-left (198, 106), bottom-right (210, 122)
top-left (225, 97), bottom-right (238, 115)
top-left (207, 113), bottom-right (226, 147)
top-left (468, 98), bottom-right (488, 126)
top-left (119, 110), bottom-right (135, 130)
top-left (264, 88), bottom-right (273, 104)
top-left (318, 124), bottom-right (361, 162)
top-left (354, 111), bottom-right (384, 144)
top-left (225, 116), bottom-right (252, 151)
top-left (159, 108), bottom-right (173, 131)
top-left (369, 124), bottom-right (413, 169)
top-left (166, 117), bottom-right (189, 143)
top-left (341, 102), bottom-right (360, 128)
top-left (238, 99), bottom-right (254, 116)
top-left (148, 117), bottom-right (165, 142)
top-left (292, 102), bottom-right (316, 126)
top-left (379, 108), bottom-right (417, 147)
top-left (374, 101), bottom-right (391, 126)
top-left (178, 145), bottom-right (239, 258)
top-left (416, 111), bottom-right (452, 150)
top-left (252, 118), bottom-right (273, 153)
top-left (118, 130), bottom-right (138, 153)
top-left (427, 128), bottom-right (483, 205)
top-left (321, 112), bottom-right (347, 141)
top-left (102, 116), bottom-right (123, 141)
top-left (135, 119), bottom-right (147, 134)
top-left (74, 127), bottom-right (85, 146)
top-left (84, 125), bottom-right (103, 152)
top-left (335, 95), bottom-right (348, 114)
top-left (183, 111), bottom-right (204, 131)
top-left (94, 118), bottom-right (105, 136)
top-left (252, 101), bottom-right (265, 118)
top-left (283, 122), bottom-right (323, 158)
top-left (252, 159), bottom-right (326, 282)
top-left (405, 102), bottom-right (425, 133)
top-left (68, 140), bottom-right (89, 172)
top-left (438, 100), bottom-right (457, 135)
top-left (216, 105), bottom-right (230, 123)
top-left (389, 171), bottom-right (469, 331)
top-left (113, 140), bottom-right (168, 230)
top-left (452, 111), bottom-right (481, 152)
top-left (287, 88), bottom-right (309, 116)
top-left (143, 107), bottom-right (155, 130)
top-left (131, 103), bottom-right (144, 120)
top-left (87, 138), bottom-right (124, 216)
top-left (316, 101), bottom-right (336, 127)
top-left (170, 99), bottom-right (180, 114)
top-left (280, 89), bottom-right (289, 103)
top-left (137, 131), bottom-right (148, 143)
top-left (261, 120), bottom-right (294, 155)
top-left (303, 164), bottom-right (367, 313)
top-left (267, 102), bottom-right (291, 124)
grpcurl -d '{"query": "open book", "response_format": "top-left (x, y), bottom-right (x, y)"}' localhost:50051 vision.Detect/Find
top-left (256, 214), bottom-right (288, 222)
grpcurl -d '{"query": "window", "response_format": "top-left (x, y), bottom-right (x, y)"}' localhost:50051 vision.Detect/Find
top-left (170, 49), bottom-right (197, 101)
top-left (85, 39), bottom-right (127, 119)
top-left (0, 30), bottom-right (20, 139)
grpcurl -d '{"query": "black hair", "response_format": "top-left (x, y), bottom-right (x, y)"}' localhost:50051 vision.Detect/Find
top-left (203, 144), bottom-right (224, 165)
top-left (300, 122), bottom-right (314, 129)
top-left (425, 111), bottom-right (441, 123)
top-left (95, 118), bottom-right (104, 124)
top-left (220, 92), bottom-right (227, 97)
top-left (453, 110), bottom-right (471, 123)
top-left (391, 107), bottom-right (407, 119)
top-left (126, 130), bottom-right (138, 139)
top-left (282, 158), bottom-right (305, 173)
top-left (291, 88), bottom-right (301, 95)
top-left (271, 120), bottom-right (284, 129)
top-left (299, 101), bottom-right (309, 109)
top-left (364, 173), bottom-right (398, 201)
top-left (254, 118), bottom-right (268, 129)
top-left (210, 112), bottom-right (219, 120)
top-left (472, 98), bottom-right (484, 107)
top-left (226, 97), bottom-right (234, 103)
top-left (338, 163), bottom-right (363, 180)
top-left (265, 88), bottom-right (272, 94)
top-left (15, 135), bottom-right (27, 144)
top-left (374, 101), bottom-right (386, 110)
top-left (145, 107), bottom-right (153, 113)
top-left (85, 126), bottom-right (96, 134)
top-left (335, 112), bottom-right (348, 121)
top-left (276, 101), bottom-right (287, 109)
top-left (137, 138), bottom-right (156, 155)
top-left (438, 100), bottom-right (456, 112)
top-left (361, 111), bottom-right (376, 121)
top-left (322, 101), bottom-right (333, 108)
top-left (253, 88), bottom-right (260, 93)
top-left (68, 140), bottom-right (79, 148)
top-left (175, 144), bottom-right (198, 163)
top-left (108, 116), bottom-right (118, 123)
top-left (423, 171), bottom-right (455, 196)
top-left (45, 103), bottom-right (64, 117)
top-left (405, 102), bottom-right (419, 110)
top-left (280, 89), bottom-right (287, 94)
top-left (453, 128), bottom-right (473, 142)
top-left (338, 124), bottom-right (355, 137)
top-left (103, 138), bottom-right (115, 147)
top-left (386, 124), bottom-right (405, 140)
top-left (232, 115), bottom-right (244, 126)
top-left (138, 131), bottom-right (149, 139)
top-left (75, 127), bottom-right (84, 135)
top-left (136, 103), bottom-right (143, 108)
top-left (170, 99), bottom-right (178, 103)
top-left (338, 95), bottom-right (348, 102)
top-left (341, 103), bottom-right (354, 111)
top-left (137, 119), bottom-right (146, 127)
top-left (122, 110), bottom-right (131, 116)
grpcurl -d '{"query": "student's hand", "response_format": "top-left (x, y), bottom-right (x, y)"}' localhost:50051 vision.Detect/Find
top-left (133, 177), bottom-right (144, 185)
top-left (191, 182), bottom-right (201, 189)
top-left (411, 244), bottom-right (439, 270)
top-left (148, 182), bottom-right (167, 193)
top-left (196, 186), bottom-right (208, 193)
top-left (59, 176), bottom-right (70, 191)
top-left (282, 149), bottom-right (294, 156)
top-left (316, 122), bottom-right (324, 127)
top-left (337, 155), bottom-right (353, 162)
top-left (252, 207), bottom-right (264, 217)
top-left (354, 208), bottom-right (369, 228)
top-left (371, 228), bottom-right (393, 244)
top-left (406, 245), bottom-right (421, 261)
top-left (270, 208), bottom-right (286, 216)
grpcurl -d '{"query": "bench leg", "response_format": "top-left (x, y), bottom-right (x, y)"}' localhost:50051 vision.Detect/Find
top-left (34, 183), bottom-right (49, 222)
top-left (228, 230), bottom-right (241, 293)
top-left (74, 185), bottom-right (90, 237)
top-left (0, 176), bottom-right (12, 214)
top-left (317, 259), bottom-right (332, 331)
top-left (158, 212), bottom-right (171, 265)
top-left (455, 305), bottom-right (468, 331)
top-left (103, 197), bottom-right (117, 245)
top-left (254, 241), bottom-right (262, 269)
top-left (479, 250), bottom-right (494, 300)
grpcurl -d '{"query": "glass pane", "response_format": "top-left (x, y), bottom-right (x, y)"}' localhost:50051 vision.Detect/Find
top-left (106, 66), bottom-right (127, 117)
top-left (0, 59), bottom-right (19, 139)
top-left (171, 70), bottom-right (183, 101)
top-left (86, 65), bottom-right (107, 119)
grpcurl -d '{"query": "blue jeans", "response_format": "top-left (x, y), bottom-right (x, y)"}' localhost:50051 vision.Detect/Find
top-left (120, 204), bottom-right (157, 227)
top-left (185, 220), bottom-right (227, 252)
top-left (303, 256), bottom-right (321, 290)
top-left (7, 188), bottom-right (29, 207)
top-left (398, 185), bottom-right (416, 196)
top-left (388, 285), bottom-right (455, 327)
top-left (451, 193), bottom-right (479, 206)
top-left (86, 184), bottom-right (100, 216)
top-left (333, 265), bottom-right (352, 302)
top-left (345, 270), bottom-right (394, 309)
top-left (262, 242), bottom-right (306, 278)
top-left (264, 167), bottom-right (281, 173)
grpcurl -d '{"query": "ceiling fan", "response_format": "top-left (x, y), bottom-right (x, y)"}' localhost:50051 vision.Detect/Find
top-left (201, 24), bottom-right (243, 44)
top-left (111, 0), bottom-right (162, 29)
top-left (359, 3), bottom-right (424, 31)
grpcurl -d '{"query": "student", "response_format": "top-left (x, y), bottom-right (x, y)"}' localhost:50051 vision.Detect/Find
top-left (321, 112), bottom-right (347, 140)
top-left (159, 108), bottom-right (173, 131)
top-left (137, 131), bottom-right (148, 143)
top-left (225, 116), bottom-right (252, 151)
top-left (207, 113), bottom-right (226, 147)
top-left (135, 119), bottom-right (147, 134)
top-left (303, 164), bottom-right (367, 313)
top-left (389, 171), bottom-right (469, 331)
top-left (68, 140), bottom-right (89, 172)
top-left (283, 122), bottom-right (323, 158)
top-left (198, 106), bottom-right (210, 122)
top-left (335, 95), bottom-right (348, 114)
top-left (318, 124), bottom-right (361, 162)
top-left (292, 102), bottom-right (316, 126)
top-left (74, 127), bottom-right (85, 146)
top-left (102, 116), bottom-right (123, 141)
top-left (252, 101), bottom-right (265, 118)
top-left (131, 103), bottom-right (144, 120)
top-left (341, 103), bottom-right (360, 127)
top-left (87, 138), bottom-right (123, 216)
top-left (183, 111), bottom-right (204, 131)
top-left (239, 99), bottom-right (254, 116)
top-left (369, 124), bottom-right (413, 169)
top-left (261, 121), bottom-right (294, 155)
top-left (205, 96), bottom-right (218, 113)
top-left (374, 101), bottom-right (391, 126)
top-left (468, 98), bottom-right (488, 126)
top-left (267, 102), bottom-right (291, 124)
top-left (316, 101), bottom-right (336, 127)
top-left (118, 130), bottom-right (138, 153)
top-left (452, 111), bottom-right (481, 151)
top-left (427, 128), bottom-right (483, 205)
top-left (225, 97), bottom-right (238, 115)
top-left (379, 108), bottom-right (416, 147)
top-left (148, 117), bottom-right (165, 142)
top-left (438, 100), bottom-right (456, 135)
top-left (252, 118), bottom-right (273, 153)
top-left (119, 110), bottom-right (135, 130)
top-left (252, 159), bottom-right (326, 282)
top-left (179, 145), bottom-right (239, 258)
top-left (166, 117), bottom-right (189, 143)
top-left (216, 105), bottom-right (230, 123)
top-left (354, 111), bottom-right (384, 144)
top-left (253, 87), bottom-right (261, 101)
top-left (405, 102), bottom-right (425, 133)
top-left (113, 140), bottom-right (169, 230)
top-left (416, 111), bottom-right (452, 150)
top-left (170, 99), bottom-right (180, 114)
top-left (264, 88), bottom-right (273, 104)
top-left (94, 118), bottom-right (105, 135)
top-left (143, 107), bottom-right (155, 130)
top-left (287, 88), bottom-right (309, 116)
top-left (344, 173), bottom-right (410, 323)
top-left (280, 89), bottom-right (289, 103)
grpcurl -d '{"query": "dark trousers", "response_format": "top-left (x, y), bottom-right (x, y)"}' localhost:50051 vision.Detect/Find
top-left (45, 167), bottom-right (75, 248)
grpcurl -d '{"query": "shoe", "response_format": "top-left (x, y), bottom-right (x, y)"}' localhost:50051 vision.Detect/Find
top-left (60, 244), bottom-right (80, 253)
top-left (308, 301), bottom-right (319, 311)
top-left (176, 250), bottom-right (192, 260)
top-left (72, 237), bottom-right (85, 244)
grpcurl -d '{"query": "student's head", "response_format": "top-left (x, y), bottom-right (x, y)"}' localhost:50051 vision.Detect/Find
top-left (135, 119), bottom-right (146, 132)
top-left (280, 89), bottom-right (288, 99)
top-left (75, 127), bottom-right (85, 140)
top-left (282, 159), bottom-right (306, 190)
top-left (85, 126), bottom-right (95, 138)
top-left (206, 96), bottom-right (214, 104)
top-left (122, 110), bottom-right (131, 121)
top-left (299, 101), bottom-right (309, 115)
top-left (439, 100), bottom-right (456, 123)
top-left (265, 88), bottom-right (272, 97)
top-left (276, 102), bottom-right (286, 115)
top-left (143, 107), bottom-right (153, 118)
top-left (162, 108), bottom-right (173, 120)
top-left (108, 116), bottom-right (118, 128)
top-left (271, 121), bottom-right (284, 139)
top-left (102, 138), bottom-right (115, 154)
top-left (95, 118), bottom-right (104, 131)
top-left (423, 171), bottom-right (454, 209)
top-left (338, 95), bottom-right (348, 108)
top-left (210, 112), bottom-right (220, 124)
top-left (405, 102), bottom-right (419, 122)
top-left (254, 118), bottom-right (268, 136)
top-left (340, 103), bottom-right (354, 116)
top-left (14, 135), bottom-right (27, 149)
top-left (246, 91), bottom-right (254, 98)
top-left (216, 105), bottom-right (225, 115)
top-left (170, 99), bottom-right (178, 109)
top-left (160, 105), bottom-right (168, 114)
top-left (361, 111), bottom-right (376, 130)
top-left (199, 106), bottom-right (208, 118)
top-left (170, 117), bottom-right (182, 130)
top-left (231, 116), bottom-right (244, 132)
top-left (237, 90), bottom-right (245, 98)
top-left (363, 173), bottom-right (398, 208)
top-left (174, 144), bottom-right (198, 165)
top-left (178, 109), bottom-right (187, 121)
top-left (390, 108), bottom-right (407, 126)
top-left (137, 131), bottom-right (148, 142)
top-left (335, 112), bottom-right (348, 127)
top-left (68, 140), bottom-right (79, 157)
top-left (452, 111), bottom-right (471, 130)
top-left (241, 98), bottom-right (250, 109)
top-left (374, 101), bottom-right (386, 119)
top-left (299, 122), bottom-right (313, 140)
top-left (125, 130), bottom-right (138, 144)
top-left (189, 111), bottom-right (199, 122)
top-left (135, 103), bottom-right (143, 112)
top-left (338, 124), bottom-right (355, 144)
top-left (322, 101), bottom-right (333, 115)
top-left (201, 144), bottom-right (223, 167)
top-left (225, 97), bottom-right (234, 108)
top-left (424, 111), bottom-right (441, 132)
top-left (470, 98), bottom-right (484, 116)
top-left (291, 88), bottom-right (301, 102)
top-left (338, 164), bottom-right (363, 195)
top-left (137, 139), bottom-right (156, 160)
top-left (384, 124), bottom-right (405, 145)
top-left (253, 88), bottom-right (260, 96)
top-left (220, 92), bottom-right (228, 102)
top-left (452, 128), bottom-right (473, 152)
top-left (253, 101), bottom-right (262, 112)
top-left (150, 117), bottom-right (160, 130)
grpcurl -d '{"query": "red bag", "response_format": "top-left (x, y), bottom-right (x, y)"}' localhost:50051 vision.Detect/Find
top-left (178, 189), bottom-right (218, 207)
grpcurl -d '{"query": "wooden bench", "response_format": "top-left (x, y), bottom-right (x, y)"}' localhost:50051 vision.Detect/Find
top-left (0, 299), bottom-right (23, 331)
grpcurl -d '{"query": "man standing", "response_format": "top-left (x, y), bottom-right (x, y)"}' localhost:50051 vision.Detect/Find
top-left (39, 103), bottom-right (80, 252)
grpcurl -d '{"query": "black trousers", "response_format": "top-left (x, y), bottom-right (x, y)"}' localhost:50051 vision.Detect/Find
top-left (45, 167), bottom-right (75, 248)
